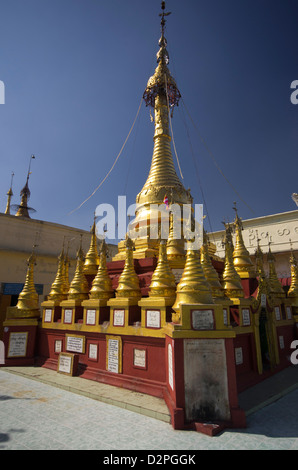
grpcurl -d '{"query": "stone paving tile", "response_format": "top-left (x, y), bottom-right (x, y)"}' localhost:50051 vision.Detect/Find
top-left (1, 369), bottom-right (298, 450)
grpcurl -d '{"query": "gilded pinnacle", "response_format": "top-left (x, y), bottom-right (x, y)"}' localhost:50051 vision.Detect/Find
top-left (149, 238), bottom-right (176, 298)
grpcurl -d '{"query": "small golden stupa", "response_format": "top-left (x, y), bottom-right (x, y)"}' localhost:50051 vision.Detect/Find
top-left (89, 238), bottom-right (113, 301)
top-left (67, 238), bottom-right (89, 301)
top-left (267, 244), bottom-right (285, 298)
top-left (288, 245), bottom-right (298, 305)
top-left (83, 219), bottom-right (100, 275)
top-left (115, 235), bottom-right (141, 300)
top-left (149, 238), bottom-right (176, 299)
top-left (47, 247), bottom-right (68, 302)
top-left (232, 203), bottom-right (255, 278)
top-left (14, 251), bottom-right (40, 317)
top-left (222, 224), bottom-right (244, 299)
top-left (200, 230), bottom-right (225, 299)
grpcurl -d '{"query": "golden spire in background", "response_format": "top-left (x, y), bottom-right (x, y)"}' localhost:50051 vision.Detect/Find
top-left (15, 155), bottom-right (36, 218)
top-left (288, 242), bottom-right (298, 300)
top-left (172, 241), bottom-right (213, 314)
top-left (222, 223), bottom-right (244, 299)
top-left (68, 237), bottom-right (89, 301)
top-left (116, 236), bottom-right (141, 300)
top-left (201, 230), bottom-right (225, 299)
top-left (166, 211), bottom-right (186, 267)
top-left (48, 245), bottom-right (68, 302)
top-left (232, 203), bottom-right (255, 278)
top-left (149, 238), bottom-right (176, 299)
top-left (4, 172), bottom-right (14, 215)
top-left (16, 248), bottom-right (39, 315)
top-left (90, 238), bottom-right (113, 300)
top-left (267, 243), bottom-right (285, 298)
top-left (83, 217), bottom-right (100, 275)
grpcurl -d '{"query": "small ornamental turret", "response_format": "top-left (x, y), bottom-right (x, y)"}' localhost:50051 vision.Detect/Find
top-left (116, 236), bottom-right (141, 300)
top-left (288, 244), bottom-right (298, 301)
top-left (4, 172), bottom-right (14, 215)
top-left (15, 250), bottom-right (40, 317)
top-left (201, 229), bottom-right (225, 299)
top-left (48, 248), bottom-right (68, 302)
top-left (149, 238), bottom-right (176, 298)
top-left (83, 218), bottom-right (100, 275)
top-left (232, 203), bottom-right (255, 278)
top-left (89, 239), bottom-right (113, 301)
top-left (68, 238), bottom-right (89, 301)
top-left (222, 223), bottom-right (244, 299)
top-left (267, 243), bottom-right (285, 298)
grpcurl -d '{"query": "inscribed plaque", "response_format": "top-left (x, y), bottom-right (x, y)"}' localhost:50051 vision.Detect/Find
top-left (64, 309), bottom-right (73, 324)
top-left (89, 343), bottom-right (98, 360)
top-left (106, 336), bottom-right (122, 374)
top-left (7, 332), bottom-right (28, 358)
top-left (66, 335), bottom-right (85, 353)
top-left (279, 336), bottom-right (285, 349)
top-left (274, 306), bottom-right (281, 321)
top-left (44, 309), bottom-right (52, 323)
top-left (55, 340), bottom-right (62, 354)
top-left (133, 349), bottom-right (146, 368)
top-left (113, 309), bottom-right (125, 327)
top-left (235, 347), bottom-right (243, 365)
top-left (286, 307), bottom-right (292, 320)
top-left (58, 353), bottom-right (73, 375)
top-left (191, 309), bottom-right (214, 330)
top-left (242, 309), bottom-right (251, 326)
top-left (86, 309), bottom-right (96, 325)
top-left (223, 308), bottom-right (228, 326)
top-left (168, 344), bottom-right (174, 390)
top-left (146, 310), bottom-right (161, 329)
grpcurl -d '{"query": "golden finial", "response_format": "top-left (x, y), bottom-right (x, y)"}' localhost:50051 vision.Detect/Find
top-left (68, 236), bottom-right (89, 301)
top-left (255, 231), bottom-right (266, 279)
top-left (232, 202), bottom-right (255, 278)
top-left (83, 216), bottom-right (100, 275)
top-left (4, 172), bottom-right (14, 215)
top-left (116, 235), bottom-right (141, 299)
top-left (16, 243), bottom-right (39, 314)
top-left (222, 223), bottom-right (244, 299)
top-left (48, 241), bottom-right (68, 302)
top-left (89, 238), bottom-right (113, 300)
top-left (288, 240), bottom-right (298, 299)
top-left (267, 241), bottom-right (285, 298)
top-left (201, 230), bottom-right (225, 298)
top-left (149, 237), bottom-right (176, 298)
top-left (15, 155), bottom-right (36, 218)
top-left (172, 241), bottom-right (213, 313)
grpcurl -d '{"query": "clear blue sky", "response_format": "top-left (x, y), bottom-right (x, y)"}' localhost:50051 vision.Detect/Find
top-left (0, 0), bottom-right (297, 241)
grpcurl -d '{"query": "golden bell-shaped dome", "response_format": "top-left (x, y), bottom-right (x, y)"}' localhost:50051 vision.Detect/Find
top-left (149, 238), bottom-right (176, 298)
top-left (267, 245), bottom-right (285, 298)
top-left (89, 239), bottom-right (113, 300)
top-left (201, 230), bottom-right (225, 299)
top-left (116, 236), bottom-right (141, 300)
top-left (288, 248), bottom-right (298, 300)
top-left (48, 249), bottom-right (68, 302)
top-left (68, 241), bottom-right (89, 301)
top-left (222, 225), bottom-right (244, 299)
top-left (16, 252), bottom-right (39, 314)
top-left (83, 219), bottom-right (100, 275)
top-left (172, 241), bottom-right (213, 313)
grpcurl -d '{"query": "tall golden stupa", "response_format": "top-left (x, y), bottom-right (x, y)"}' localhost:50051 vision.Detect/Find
top-left (113, 2), bottom-right (192, 263)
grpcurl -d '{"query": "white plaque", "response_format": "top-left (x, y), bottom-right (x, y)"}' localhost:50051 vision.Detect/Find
top-left (286, 307), bottom-right (292, 320)
top-left (89, 343), bottom-right (98, 360)
top-left (242, 309), bottom-right (251, 326)
top-left (279, 336), bottom-right (285, 349)
top-left (146, 310), bottom-right (161, 329)
top-left (44, 309), bottom-right (52, 323)
top-left (107, 338), bottom-right (120, 373)
top-left (8, 332), bottom-right (28, 358)
top-left (235, 347), bottom-right (243, 365)
top-left (86, 309), bottom-right (96, 325)
top-left (168, 344), bottom-right (174, 391)
top-left (66, 335), bottom-right (84, 353)
top-left (192, 309), bottom-right (214, 330)
top-left (113, 309), bottom-right (125, 327)
top-left (133, 349), bottom-right (146, 368)
top-left (274, 306), bottom-right (281, 321)
top-left (261, 294), bottom-right (267, 308)
top-left (58, 353), bottom-right (73, 374)
top-left (64, 309), bottom-right (73, 324)
top-left (55, 340), bottom-right (62, 353)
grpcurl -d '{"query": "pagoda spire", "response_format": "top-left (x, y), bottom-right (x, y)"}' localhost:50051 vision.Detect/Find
top-left (116, 235), bottom-right (141, 300)
top-left (83, 216), bottom-right (100, 275)
top-left (16, 246), bottom-right (39, 316)
top-left (48, 242), bottom-right (68, 302)
top-left (4, 172), bottom-right (14, 215)
top-left (89, 238), bottom-right (113, 301)
top-left (68, 236), bottom-right (89, 301)
top-left (15, 155), bottom-right (36, 218)
top-left (288, 242), bottom-right (298, 300)
top-left (222, 223), bottom-right (244, 299)
top-left (267, 243), bottom-right (285, 298)
top-left (232, 202), bottom-right (255, 278)
top-left (149, 237), bottom-right (176, 299)
top-left (201, 229), bottom-right (225, 299)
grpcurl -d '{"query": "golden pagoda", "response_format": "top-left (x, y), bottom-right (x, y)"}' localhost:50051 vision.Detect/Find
top-left (89, 238), bottom-right (113, 301)
top-left (47, 248), bottom-right (68, 302)
top-left (67, 239), bottom-right (89, 301)
top-left (115, 235), bottom-right (141, 300)
top-left (114, 1), bottom-right (191, 261)
top-left (14, 156), bottom-right (36, 218)
top-left (267, 244), bottom-right (285, 298)
top-left (288, 246), bottom-right (298, 310)
top-left (222, 224), bottom-right (244, 299)
top-left (232, 203), bottom-right (255, 278)
top-left (166, 211), bottom-right (186, 268)
top-left (201, 229), bottom-right (225, 299)
top-left (172, 241), bottom-right (213, 319)
top-left (148, 238), bottom-right (176, 299)
top-left (83, 218), bottom-right (100, 275)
